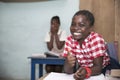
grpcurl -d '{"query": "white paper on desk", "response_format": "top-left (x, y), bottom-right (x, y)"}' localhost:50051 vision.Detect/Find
top-left (43, 72), bottom-right (75, 80)
top-left (31, 53), bottom-right (46, 58)
top-left (45, 51), bottom-right (60, 57)
top-left (86, 74), bottom-right (105, 80)
top-left (44, 72), bottom-right (105, 80)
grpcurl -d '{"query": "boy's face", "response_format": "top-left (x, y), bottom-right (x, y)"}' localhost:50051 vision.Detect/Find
top-left (70, 15), bottom-right (92, 41)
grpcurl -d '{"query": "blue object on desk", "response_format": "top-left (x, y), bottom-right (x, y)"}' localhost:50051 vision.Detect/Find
top-left (28, 57), bottom-right (65, 80)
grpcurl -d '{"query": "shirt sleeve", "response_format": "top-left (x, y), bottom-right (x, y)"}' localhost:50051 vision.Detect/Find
top-left (91, 36), bottom-right (110, 67)
top-left (60, 30), bottom-right (67, 41)
top-left (91, 37), bottom-right (107, 58)
top-left (45, 32), bottom-right (50, 42)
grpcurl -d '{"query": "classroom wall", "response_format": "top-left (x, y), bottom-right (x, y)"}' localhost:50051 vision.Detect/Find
top-left (0, 0), bottom-right (79, 80)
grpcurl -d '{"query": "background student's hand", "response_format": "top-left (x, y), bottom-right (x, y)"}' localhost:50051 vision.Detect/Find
top-left (73, 67), bottom-right (87, 80)
top-left (66, 53), bottom-right (76, 67)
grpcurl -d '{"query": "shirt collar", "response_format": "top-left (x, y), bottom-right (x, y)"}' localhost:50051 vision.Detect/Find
top-left (84, 32), bottom-right (93, 42)
top-left (57, 29), bottom-right (61, 35)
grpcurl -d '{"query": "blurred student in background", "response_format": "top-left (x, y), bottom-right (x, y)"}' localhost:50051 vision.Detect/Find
top-left (45, 16), bottom-right (67, 73)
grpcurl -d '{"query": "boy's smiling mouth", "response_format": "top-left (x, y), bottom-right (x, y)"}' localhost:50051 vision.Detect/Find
top-left (72, 32), bottom-right (82, 40)
top-left (73, 32), bottom-right (82, 36)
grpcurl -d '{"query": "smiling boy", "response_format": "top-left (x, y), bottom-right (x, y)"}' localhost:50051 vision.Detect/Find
top-left (63, 10), bottom-right (110, 80)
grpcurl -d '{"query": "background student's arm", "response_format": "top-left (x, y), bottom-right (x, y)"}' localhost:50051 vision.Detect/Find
top-left (47, 34), bottom-right (54, 51)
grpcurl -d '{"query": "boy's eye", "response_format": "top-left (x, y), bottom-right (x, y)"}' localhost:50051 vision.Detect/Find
top-left (71, 22), bottom-right (88, 28)
top-left (79, 24), bottom-right (86, 27)
top-left (71, 23), bottom-right (76, 27)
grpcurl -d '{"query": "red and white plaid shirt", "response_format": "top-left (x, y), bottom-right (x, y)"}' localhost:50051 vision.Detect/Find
top-left (62, 32), bottom-right (110, 68)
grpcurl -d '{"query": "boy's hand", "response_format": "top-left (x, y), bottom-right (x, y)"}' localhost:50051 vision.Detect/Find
top-left (66, 52), bottom-right (76, 67)
top-left (74, 67), bottom-right (87, 80)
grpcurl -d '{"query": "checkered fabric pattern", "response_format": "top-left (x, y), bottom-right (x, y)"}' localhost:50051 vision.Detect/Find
top-left (62, 32), bottom-right (110, 68)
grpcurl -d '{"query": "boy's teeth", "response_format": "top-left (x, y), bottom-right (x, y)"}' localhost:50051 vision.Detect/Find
top-left (74, 32), bottom-right (81, 35)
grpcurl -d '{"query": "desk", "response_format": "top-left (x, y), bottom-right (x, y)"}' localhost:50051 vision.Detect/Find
top-left (28, 57), bottom-right (65, 80)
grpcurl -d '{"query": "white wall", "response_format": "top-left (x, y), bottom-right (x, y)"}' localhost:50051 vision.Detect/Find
top-left (0, 0), bottom-right (79, 79)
